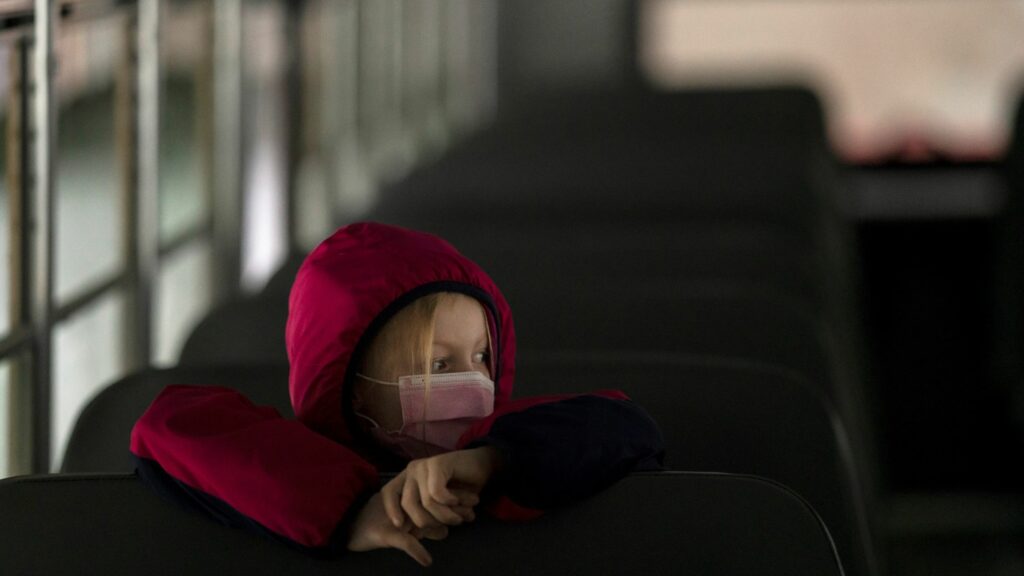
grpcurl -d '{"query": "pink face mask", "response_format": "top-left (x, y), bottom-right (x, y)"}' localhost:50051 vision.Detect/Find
top-left (354, 371), bottom-right (495, 459)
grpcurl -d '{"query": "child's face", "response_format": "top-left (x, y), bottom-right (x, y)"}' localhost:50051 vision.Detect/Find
top-left (355, 294), bottom-right (491, 432)
top-left (429, 294), bottom-right (492, 378)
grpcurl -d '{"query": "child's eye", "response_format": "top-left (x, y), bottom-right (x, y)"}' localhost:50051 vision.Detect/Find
top-left (473, 351), bottom-right (490, 364)
top-left (431, 359), bottom-right (447, 372)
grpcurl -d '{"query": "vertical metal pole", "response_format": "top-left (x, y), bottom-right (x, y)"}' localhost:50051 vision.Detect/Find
top-left (6, 39), bottom-right (33, 477)
top-left (441, 0), bottom-right (497, 136)
top-left (357, 0), bottom-right (382, 176)
top-left (401, 0), bottom-right (424, 151)
top-left (359, 0), bottom-right (407, 180)
top-left (130, 0), bottom-right (161, 369)
top-left (332, 0), bottom-right (374, 220)
top-left (442, 0), bottom-right (469, 135)
top-left (473, 0), bottom-right (499, 127)
top-left (388, 0), bottom-right (413, 177)
top-left (419, 0), bottom-right (447, 153)
top-left (284, 0), bottom-right (304, 252)
top-left (197, 1), bottom-right (215, 237)
top-left (30, 0), bottom-right (57, 473)
top-left (212, 0), bottom-right (243, 302)
top-left (319, 1), bottom-right (342, 223)
top-left (6, 45), bottom-right (26, 346)
top-left (115, 11), bottom-right (144, 372)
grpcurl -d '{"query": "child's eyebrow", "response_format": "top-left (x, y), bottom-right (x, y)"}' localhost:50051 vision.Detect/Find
top-left (431, 334), bottom-right (490, 348)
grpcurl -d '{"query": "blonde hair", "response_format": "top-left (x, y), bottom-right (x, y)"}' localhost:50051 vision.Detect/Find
top-left (360, 293), bottom-right (443, 384)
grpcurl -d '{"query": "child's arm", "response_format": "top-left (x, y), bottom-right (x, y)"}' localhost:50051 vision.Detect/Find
top-left (385, 391), bottom-right (664, 524)
top-left (464, 392), bottom-right (665, 510)
top-left (130, 385), bottom-right (380, 554)
top-left (378, 446), bottom-right (498, 530)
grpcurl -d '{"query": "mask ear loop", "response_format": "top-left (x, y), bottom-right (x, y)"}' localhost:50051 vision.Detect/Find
top-left (351, 375), bottom-right (394, 432)
top-left (355, 373), bottom-right (398, 387)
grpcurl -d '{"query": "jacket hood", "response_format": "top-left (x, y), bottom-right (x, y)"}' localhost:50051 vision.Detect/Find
top-left (286, 222), bottom-right (516, 444)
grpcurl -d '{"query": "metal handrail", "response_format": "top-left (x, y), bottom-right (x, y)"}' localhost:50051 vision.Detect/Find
top-left (1, 1), bottom-right (130, 25)
top-left (158, 217), bottom-right (214, 258)
top-left (2, 0), bottom-right (496, 477)
top-left (54, 273), bottom-right (124, 324)
top-left (0, 216), bottom-right (214, 359)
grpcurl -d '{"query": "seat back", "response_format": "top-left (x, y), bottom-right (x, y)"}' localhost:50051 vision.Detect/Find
top-left (60, 366), bottom-right (292, 473)
top-left (0, 472), bottom-right (844, 576)
top-left (59, 355), bottom-right (874, 576)
top-left (177, 296), bottom-right (290, 366)
top-left (516, 351), bottom-right (876, 576)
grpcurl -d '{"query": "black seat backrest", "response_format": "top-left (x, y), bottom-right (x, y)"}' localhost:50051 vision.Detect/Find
top-left (60, 366), bottom-right (292, 473)
top-left (177, 295), bottom-right (290, 366)
top-left (0, 472), bottom-right (844, 576)
top-left (373, 87), bottom-right (833, 233)
top-left (515, 351), bottom-right (875, 576)
top-left (58, 354), bottom-right (874, 576)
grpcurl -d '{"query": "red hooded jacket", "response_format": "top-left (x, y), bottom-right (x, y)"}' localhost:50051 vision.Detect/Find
top-left (131, 222), bottom-right (663, 552)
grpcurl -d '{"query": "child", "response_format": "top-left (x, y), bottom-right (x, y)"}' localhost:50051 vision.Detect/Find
top-left (131, 222), bottom-right (664, 566)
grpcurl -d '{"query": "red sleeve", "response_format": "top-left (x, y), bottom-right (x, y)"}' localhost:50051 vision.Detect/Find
top-left (130, 385), bottom-right (378, 551)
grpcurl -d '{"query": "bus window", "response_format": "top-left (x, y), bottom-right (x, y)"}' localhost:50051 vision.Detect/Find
top-left (155, 242), bottom-right (212, 367)
top-left (54, 17), bottom-right (124, 304)
top-left (640, 0), bottom-right (1024, 164)
top-left (53, 291), bottom-right (124, 471)
top-left (154, 3), bottom-right (214, 367)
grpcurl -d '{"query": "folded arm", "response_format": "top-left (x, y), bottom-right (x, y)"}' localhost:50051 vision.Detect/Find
top-left (386, 390), bottom-right (665, 525)
top-left (467, 391), bottom-right (666, 511)
top-left (130, 385), bottom-right (379, 553)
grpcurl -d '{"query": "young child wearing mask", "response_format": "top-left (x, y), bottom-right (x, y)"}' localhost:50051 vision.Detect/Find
top-left (131, 222), bottom-right (664, 566)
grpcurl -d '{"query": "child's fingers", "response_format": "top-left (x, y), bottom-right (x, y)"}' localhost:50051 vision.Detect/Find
top-left (384, 531), bottom-right (433, 567)
top-left (424, 459), bottom-right (459, 506)
top-left (380, 473), bottom-right (406, 528)
top-left (401, 476), bottom-right (442, 530)
top-left (419, 478), bottom-right (465, 525)
top-left (450, 488), bottom-right (480, 508)
top-left (411, 523), bottom-right (450, 541)
top-left (451, 504), bottom-right (476, 523)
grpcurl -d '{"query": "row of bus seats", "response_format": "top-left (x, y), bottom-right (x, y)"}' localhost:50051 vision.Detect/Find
top-left (56, 354), bottom-right (864, 573)
top-left (3, 86), bottom-right (873, 575)
top-left (0, 472), bottom-right (843, 575)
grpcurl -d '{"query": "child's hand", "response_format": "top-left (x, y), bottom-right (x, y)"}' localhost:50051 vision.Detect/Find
top-left (381, 446), bottom-right (505, 532)
top-left (346, 492), bottom-right (447, 566)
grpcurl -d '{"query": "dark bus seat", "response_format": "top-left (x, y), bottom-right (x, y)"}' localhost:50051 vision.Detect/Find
top-left (0, 471), bottom-right (844, 576)
top-left (173, 279), bottom-right (850, 439)
top-left (59, 354), bottom-right (873, 574)
top-left (516, 351), bottom-right (876, 576)
top-left (172, 270), bottom-right (869, 478)
top-left (179, 267), bottom-right (827, 387)
top-left (177, 294), bottom-right (289, 367)
top-left (60, 365), bottom-right (291, 473)
top-left (261, 220), bottom-right (820, 309)
top-left (373, 88), bottom-right (835, 235)
top-left (487, 87), bottom-right (828, 146)
top-left (376, 219), bottom-right (823, 309)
